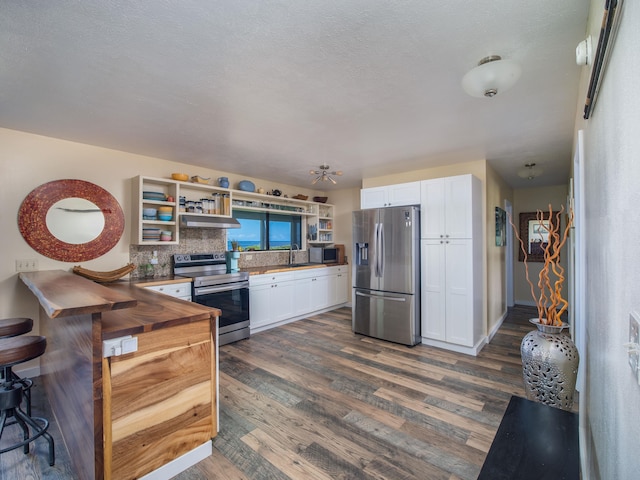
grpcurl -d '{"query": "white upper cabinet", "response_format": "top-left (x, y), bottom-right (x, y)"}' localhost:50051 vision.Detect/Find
top-left (420, 174), bottom-right (480, 239)
top-left (360, 181), bottom-right (421, 209)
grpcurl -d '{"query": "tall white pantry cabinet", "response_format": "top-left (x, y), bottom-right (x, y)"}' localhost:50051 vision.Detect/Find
top-left (420, 174), bottom-right (483, 355)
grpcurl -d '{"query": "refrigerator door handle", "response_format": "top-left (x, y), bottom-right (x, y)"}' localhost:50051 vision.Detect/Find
top-left (374, 222), bottom-right (380, 277)
top-left (355, 291), bottom-right (406, 302)
top-left (379, 223), bottom-right (385, 277)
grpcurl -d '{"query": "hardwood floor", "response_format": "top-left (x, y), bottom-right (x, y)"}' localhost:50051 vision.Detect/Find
top-left (1, 306), bottom-right (536, 479)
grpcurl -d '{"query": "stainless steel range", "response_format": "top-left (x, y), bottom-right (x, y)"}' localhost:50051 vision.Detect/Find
top-left (174, 253), bottom-right (250, 346)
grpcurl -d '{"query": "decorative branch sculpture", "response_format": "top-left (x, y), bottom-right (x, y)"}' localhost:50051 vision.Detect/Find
top-left (509, 204), bottom-right (574, 325)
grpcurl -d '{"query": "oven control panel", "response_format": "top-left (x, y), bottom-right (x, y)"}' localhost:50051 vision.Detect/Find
top-left (174, 252), bottom-right (226, 264)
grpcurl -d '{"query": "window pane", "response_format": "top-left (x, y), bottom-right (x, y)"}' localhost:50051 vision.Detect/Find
top-left (269, 215), bottom-right (292, 250)
top-left (230, 211), bottom-right (302, 251)
top-left (228, 211), bottom-right (265, 250)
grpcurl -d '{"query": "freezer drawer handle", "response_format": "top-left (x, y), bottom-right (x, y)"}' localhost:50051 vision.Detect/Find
top-left (355, 291), bottom-right (406, 302)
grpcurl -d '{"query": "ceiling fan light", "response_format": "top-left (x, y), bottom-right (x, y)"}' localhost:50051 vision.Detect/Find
top-left (309, 164), bottom-right (341, 185)
top-left (517, 163), bottom-right (543, 180)
top-left (462, 56), bottom-right (522, 98)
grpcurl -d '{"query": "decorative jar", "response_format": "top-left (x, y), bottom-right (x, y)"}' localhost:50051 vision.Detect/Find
top-left (521, 320), bottom-right (579, 411)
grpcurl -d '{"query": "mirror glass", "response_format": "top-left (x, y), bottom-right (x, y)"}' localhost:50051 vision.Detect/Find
top-left (18, 179), bottom-right (125, 262)
top-left (46, 198), bottom-right (106, 244)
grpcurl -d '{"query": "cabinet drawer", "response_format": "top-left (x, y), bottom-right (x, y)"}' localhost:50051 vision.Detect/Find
top-left (293, 267), bottom-right (330, 280)
top-left (326, 265), bottom-right (347, 275)
top-left (145, 282), bottom-right (191, 299)
top-left (250, 272), bottom-right (295, 286)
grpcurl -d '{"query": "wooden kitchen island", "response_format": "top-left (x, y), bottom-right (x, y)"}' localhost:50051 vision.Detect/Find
top-left (19, 270), bottom-right (220, 480)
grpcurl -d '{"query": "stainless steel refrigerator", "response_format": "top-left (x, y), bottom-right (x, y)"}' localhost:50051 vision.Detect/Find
top-left (352, 205), bottom-right (420, 346)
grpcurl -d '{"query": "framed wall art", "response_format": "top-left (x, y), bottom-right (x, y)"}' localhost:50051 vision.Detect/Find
top-left (583, 0), bottom-right (625, 119)
top-left (495, 207), bottom-right (506, 247)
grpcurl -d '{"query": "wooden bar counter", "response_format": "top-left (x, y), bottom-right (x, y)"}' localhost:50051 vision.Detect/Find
top-left (19, 270), bottom-right (220, 480)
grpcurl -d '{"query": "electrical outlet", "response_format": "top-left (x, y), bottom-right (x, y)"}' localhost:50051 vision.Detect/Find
top-left (244, 254), bottom-right (253, 260)
top-left (629, 312), bottom-right (640, 383)
top-left (103, 335), bottom-right (138, 358)
top-left (15, 259), bottom-right (39, 272)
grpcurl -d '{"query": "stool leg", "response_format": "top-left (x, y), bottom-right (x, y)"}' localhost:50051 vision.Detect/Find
top-left (12, 408), bottom-right (31, 454)
top-left (14, 408), bottom-right (55, 466)
top-left (0, 409), bottom-right (6, 438)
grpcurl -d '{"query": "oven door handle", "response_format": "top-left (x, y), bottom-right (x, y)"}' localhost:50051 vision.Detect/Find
top-left (195, 282), bottom-right (249, 295)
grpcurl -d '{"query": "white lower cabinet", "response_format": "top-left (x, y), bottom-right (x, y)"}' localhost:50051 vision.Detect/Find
top-left (250, 266), bottom-right (349, 332)
top-left (330, 266), bottom-right (349, 305)
top-left (421, 238), bottom-right (482, 351)
top-left (250, 272), bottom-right (295, 330)
top-left (294, 268), bottom-right (330, 313)
top-left (143, 282), bottom-right (192, 301)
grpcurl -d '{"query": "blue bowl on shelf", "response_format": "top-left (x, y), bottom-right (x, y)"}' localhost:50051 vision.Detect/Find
top-left (158, 213), bottom-right (173, 221)
top-left (237, 180), bottom-right (255, 192)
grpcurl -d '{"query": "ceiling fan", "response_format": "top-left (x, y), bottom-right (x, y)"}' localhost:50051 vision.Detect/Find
top-left (309, 164), bottom-right (343, 185)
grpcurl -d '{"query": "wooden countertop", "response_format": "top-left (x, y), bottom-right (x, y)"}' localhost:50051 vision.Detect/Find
top-left (101, 282), bottom-right (220, 338)
top-left (19, 270), bottom-right (220, 339)
top-left (243, 262), bottom-right (348, 275)
top-left (128, 275), bottom-right (192, 287)
top-left (20, 270), bottom-right (138, 318)
top-left (128, 264), bottom-right (349, 280)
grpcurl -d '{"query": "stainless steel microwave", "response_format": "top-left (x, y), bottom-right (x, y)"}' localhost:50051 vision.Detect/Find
top-left (309, 246), bottom-right (338, 264)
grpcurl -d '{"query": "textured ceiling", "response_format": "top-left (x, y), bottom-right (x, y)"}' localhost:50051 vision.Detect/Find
top-left (0, 0), bottom-right (590, 190)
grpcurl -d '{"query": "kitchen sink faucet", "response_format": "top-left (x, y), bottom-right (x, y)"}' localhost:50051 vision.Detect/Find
top-left (289, 244), bottom-right (300, 265)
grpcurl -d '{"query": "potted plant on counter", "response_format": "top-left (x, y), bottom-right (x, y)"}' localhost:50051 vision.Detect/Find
top-left (510, 204), bottom-right (579, 411)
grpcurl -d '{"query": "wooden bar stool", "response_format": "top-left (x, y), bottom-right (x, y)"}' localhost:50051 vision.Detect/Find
top-left (0, 318), bottom-right (34, 415)
top-left (0, 335), bottom-right (54, 466)
top-left (0, 318), bottom-right (33, 338)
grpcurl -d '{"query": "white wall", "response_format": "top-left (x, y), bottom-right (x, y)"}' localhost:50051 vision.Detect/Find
top-left (485, 163), bottom-right (514, 335)
top-left (574, 1), bottom-right (640, 478)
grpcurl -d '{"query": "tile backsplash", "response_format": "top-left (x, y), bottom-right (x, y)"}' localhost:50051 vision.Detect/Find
top-left (130, 228), bottom-right (308, 279)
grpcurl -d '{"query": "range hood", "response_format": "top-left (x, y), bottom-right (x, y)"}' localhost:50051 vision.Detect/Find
top-left (180, 215), bottom-right (240, 229)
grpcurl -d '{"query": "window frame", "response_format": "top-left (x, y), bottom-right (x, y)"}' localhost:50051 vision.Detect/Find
top-left (228, 210), bottom-right (303, 251)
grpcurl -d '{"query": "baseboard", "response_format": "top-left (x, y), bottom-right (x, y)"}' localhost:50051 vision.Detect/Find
top-left (421, 336), bottom-right (487, 356)
top-left (140, 441), bottom-right (212, 480)
top-left (487, 310), bottom-right (508, 343)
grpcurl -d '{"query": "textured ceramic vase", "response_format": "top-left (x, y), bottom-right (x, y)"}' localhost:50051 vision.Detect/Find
top-left (521, 320), bottom-right (579, 411)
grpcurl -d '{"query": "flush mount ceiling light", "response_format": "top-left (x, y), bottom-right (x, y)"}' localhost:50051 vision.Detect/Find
top-left (462, 55), bottom-right (522, 98)
top-left (309, 165), bottom-right (343, 185)
top-left (517, 163), bottom-right (543, 180)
